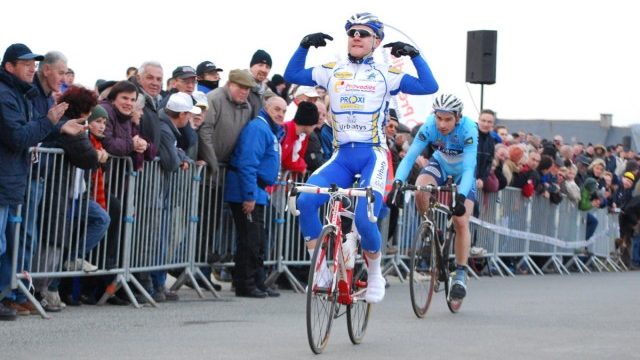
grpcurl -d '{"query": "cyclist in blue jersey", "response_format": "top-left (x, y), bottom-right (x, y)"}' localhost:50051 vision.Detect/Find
top-left (394, 94), bottom-right (478, 301)
top-left (284, 12), bottom-right (438, 303)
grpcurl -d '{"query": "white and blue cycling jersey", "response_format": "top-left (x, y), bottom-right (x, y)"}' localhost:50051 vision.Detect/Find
top-left (284, 46), bottom-right (438, 251)
top-left (395, 114), bottom-right (478, 198)
top-left (285, 47), bottom-right (438, 152)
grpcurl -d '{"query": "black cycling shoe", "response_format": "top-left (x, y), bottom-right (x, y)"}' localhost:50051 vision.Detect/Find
top-left (449, 280), bottom-right (467, 300)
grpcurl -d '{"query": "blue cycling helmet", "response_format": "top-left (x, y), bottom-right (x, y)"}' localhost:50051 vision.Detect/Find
top-left (345, 12), bottom-right (385, 40)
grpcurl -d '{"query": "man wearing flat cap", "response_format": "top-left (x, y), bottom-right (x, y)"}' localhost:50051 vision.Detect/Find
top-left (198, 69), bottom-right (256, 180)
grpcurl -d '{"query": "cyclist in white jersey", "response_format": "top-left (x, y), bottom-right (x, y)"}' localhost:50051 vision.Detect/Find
top-left (284, 12), bottom-right (438, 303)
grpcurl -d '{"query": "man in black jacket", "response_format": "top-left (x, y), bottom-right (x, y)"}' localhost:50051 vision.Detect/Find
top-left (0, 44), bottom-right (76, 319)
top-left (476, 109), bottom-right (497, 192)
top-left (151, 92), bottom-right (199, 302)
top-left (132, 61), bottom-right (164, 149)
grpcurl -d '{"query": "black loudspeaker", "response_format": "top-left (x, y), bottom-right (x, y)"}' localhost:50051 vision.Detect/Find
top-left (622, 135), bottom-right (631, 150)
top-left (466, 30), bottom-right (497, 84)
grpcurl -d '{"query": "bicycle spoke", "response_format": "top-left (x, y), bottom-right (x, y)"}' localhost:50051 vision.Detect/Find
top-left (410, 225), bottom-right (437, 318)
top-left (306, 227), bottom-right (337, 354)
top-left (347, 265), bottom-right (371, 344)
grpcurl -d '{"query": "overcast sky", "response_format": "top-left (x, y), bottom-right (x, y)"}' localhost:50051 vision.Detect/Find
top-left (2, 0), bottom-right (637, 126)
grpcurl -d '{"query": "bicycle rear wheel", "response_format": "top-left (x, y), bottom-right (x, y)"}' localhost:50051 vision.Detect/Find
top-left (347, 262), bottom-right (371, 344)
top-left (409, 223), bottom-right (438, 318)
top-left (443, 229), bottom-right (462, 313)
top-left (306, 226), bottom-right (338, 354)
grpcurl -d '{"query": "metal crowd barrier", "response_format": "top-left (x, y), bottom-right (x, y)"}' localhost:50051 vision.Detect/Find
top-left (125, 159), bottom-right (204, 302)
top-left (5, 148), bottom-right (136, 317)
top-left (4, 147), bottom-right (625, 319)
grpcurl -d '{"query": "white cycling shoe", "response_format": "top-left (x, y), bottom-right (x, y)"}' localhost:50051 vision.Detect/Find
top-left (365, 272), bottom-right (386, 303)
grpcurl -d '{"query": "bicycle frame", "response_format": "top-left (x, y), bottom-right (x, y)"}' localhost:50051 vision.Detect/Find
top-left (288, 182), bottom-right (378, 352)
top-left (288, 182), bottom-right (376, 304)
top-left (401, 181), bottom-right (463, 314)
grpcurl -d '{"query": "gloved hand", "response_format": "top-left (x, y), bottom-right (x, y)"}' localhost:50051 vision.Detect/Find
top-left (300, 33), bottom-right (334, 49)
top-left (452, 194), bottom-right (466, 217)
top-left (383, 42), bottom-right (420, 58)
top-left (386, 180), bottom-right (404, 209)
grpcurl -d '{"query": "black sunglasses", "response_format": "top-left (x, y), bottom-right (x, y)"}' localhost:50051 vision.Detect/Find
top-left (347, 29), bottom-right (374, 38)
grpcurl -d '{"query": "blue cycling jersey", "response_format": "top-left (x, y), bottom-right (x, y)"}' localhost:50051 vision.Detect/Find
top-left (395, 114), bottom-right (478, 197)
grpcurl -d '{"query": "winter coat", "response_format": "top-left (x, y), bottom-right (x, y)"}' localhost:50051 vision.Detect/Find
top-left (224, 108), bottom-right (284, 205)
top-left (0, 69), bottom-right (56, 205)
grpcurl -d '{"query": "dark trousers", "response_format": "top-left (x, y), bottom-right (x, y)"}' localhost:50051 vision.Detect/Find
top-left (229, 203), bottom-right (265, 293)
top-left (586, 213), bottom-right (598, 240)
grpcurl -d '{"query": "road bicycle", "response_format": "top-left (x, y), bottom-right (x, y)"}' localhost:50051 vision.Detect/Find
top-left (288, 182), bottom-right (377, 354)
top-left (399, 180), bottom-right (463, 318)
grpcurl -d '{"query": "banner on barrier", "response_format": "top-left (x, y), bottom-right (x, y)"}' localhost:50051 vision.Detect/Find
top-left (470, 216), bottom-right (600, 249)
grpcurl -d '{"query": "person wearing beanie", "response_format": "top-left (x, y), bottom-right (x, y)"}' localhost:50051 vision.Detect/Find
top-left (283, 85), bottom-right (320, 121)
top-left (280, 101), bottom-right (319, 174)
top-left (88, 105), bottom-right (108, 136)
top-left (84, 104), bottom-right (114, 246)
top-left (248, 49), bottom-right (275, 119)
top-left (612, 171), bottom-right (636, 211)
top-left (267, 74), bottom-right (289, 99)
top-left (250, 49), bottom-right (272, 68)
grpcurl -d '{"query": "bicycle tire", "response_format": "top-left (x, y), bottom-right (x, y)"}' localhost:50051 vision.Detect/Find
top-left (347, 262), bottom-right (371, 344)
top-left (306, 226), bottom-right (338, 354)
top-left (443, 229), bottom-right (462, 313)
top-left (409, 223), bottom-right (438, 318)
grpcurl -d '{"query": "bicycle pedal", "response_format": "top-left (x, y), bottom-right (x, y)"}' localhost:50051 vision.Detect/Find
top-left (337, 280), bottom-right (353, 305)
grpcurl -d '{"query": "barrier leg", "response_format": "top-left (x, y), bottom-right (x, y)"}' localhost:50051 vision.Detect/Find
top-left (566, 255), bottom-right (591, 274)
top-left (465, 264), bottom-right (480, 280)
top-left (192, 267), bottom-right (220, 298)
top-left (586, 256), bottom-right (606, 272)
top-left (266, 265), bottom-right (305, 294)
top-left (16, 280), bottom-right (49, 319)
top-left (487, 256), bottom-right (505, 277)
top-left (495, 256), bottom-right (515, 277)
top-left (171, 268), bottom-right (200, 297)
top-left (605, 257), bottom-right (622, 272)
top-left (382, 256), bottom-right (406, 283)
top-left (264, 262), bottom-right (306, 294)
top-left (542, 255), bottom-right (569, 275)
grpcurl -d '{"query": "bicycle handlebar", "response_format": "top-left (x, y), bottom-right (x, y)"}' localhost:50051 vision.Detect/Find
top-left (287, 182), bottom-right (378, 222)
top-left (401, 183), bottom-right (458, 194)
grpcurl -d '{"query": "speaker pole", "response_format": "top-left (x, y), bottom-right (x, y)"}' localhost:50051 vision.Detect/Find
top-left (480, 84), bottom-right (484, 111)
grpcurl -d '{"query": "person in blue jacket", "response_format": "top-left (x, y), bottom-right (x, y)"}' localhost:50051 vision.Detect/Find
top-left (224, 96), bottom-right (287, 298)
top-left (0, 43), bottom-right (81, 319)
top-left (394, 93), bottom-right (478, 301)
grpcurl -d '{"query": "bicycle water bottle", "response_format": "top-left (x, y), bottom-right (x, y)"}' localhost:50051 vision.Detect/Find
top-left (342, 233), bottom-right (358, 269)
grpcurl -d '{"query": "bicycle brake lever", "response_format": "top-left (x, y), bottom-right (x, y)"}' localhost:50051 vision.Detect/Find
top-left (365, 187), bottom-right (377, 222)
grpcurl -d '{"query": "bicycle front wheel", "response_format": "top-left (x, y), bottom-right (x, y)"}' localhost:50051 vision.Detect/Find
top-left (347, 262), bottom-right (371, 344)
top-left (409, 223), bottom-right (438, 318)
top-left (306, 226), bottom-right (338, 354)
top-left (443, 229), bottom-right (462, 313)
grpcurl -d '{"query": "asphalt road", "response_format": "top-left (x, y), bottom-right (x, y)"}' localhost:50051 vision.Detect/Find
top-left (2, 271), bottom-right (639, 359)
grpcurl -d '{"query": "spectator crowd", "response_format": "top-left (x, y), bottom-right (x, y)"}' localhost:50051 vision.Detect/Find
top-left (1, 42), bottom-right (639, 321)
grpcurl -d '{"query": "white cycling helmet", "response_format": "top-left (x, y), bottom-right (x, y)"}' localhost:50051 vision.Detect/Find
top-left (345, 12), bottom-right (385, 40)
top-left (433, 94), bottom-right (464, 114)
